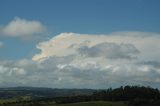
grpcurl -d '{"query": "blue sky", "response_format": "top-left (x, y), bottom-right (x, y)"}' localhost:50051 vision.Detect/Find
top-left (1, 0), bottom-right (160, 33)
top-left (0, 0), bottom-right (160, 88)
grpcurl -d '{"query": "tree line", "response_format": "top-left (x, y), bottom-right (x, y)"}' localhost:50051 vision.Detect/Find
top-left (54, 85), bottom-right (160, 106)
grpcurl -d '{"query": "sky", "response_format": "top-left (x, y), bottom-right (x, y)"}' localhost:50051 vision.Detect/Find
top-left (0, 0), bottom-right (160, 88)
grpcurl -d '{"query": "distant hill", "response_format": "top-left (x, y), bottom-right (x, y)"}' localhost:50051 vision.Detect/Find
top-left (0, 87), bottom-right (95, 99)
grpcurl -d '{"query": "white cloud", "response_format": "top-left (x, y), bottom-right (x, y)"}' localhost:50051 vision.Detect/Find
top-left (0, 32), bottom-right (160, 88)
top-left (0, 17), bottom-right (46, 38)
top-left (31, 32), bottom-right (160, 88)
top-left (32, 32), bottom-right (160, 62)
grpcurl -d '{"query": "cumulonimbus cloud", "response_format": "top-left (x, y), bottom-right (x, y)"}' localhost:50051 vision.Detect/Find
top-left (0, 17), bottom-right (46, 38)
top-left (32, 32), bottom-right (160, 62)
top-left (0, 32), bottom-right (160, 88)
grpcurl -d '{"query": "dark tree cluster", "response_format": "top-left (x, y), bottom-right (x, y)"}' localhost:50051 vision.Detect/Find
top-left (92, 86), bottom-right (160, 101)
top-left (129, 98), bottom-right (160, 106)
top-left (92, 86), bottom-right (160, 106)
top-left (54, 85), bottom-right (160, 106)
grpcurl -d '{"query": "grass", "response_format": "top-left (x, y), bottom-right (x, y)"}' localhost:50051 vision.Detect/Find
top-left (0, 96), bottom-right (31, 104)
top-left (47, 101), bottom-right (127, 106)
top-left (0, 99), bottom-right (17, 104)
top-left (0, 99), bottom-right (127, 106)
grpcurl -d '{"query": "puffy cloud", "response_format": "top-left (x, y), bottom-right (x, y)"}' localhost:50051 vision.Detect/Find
top-left (0, 57), bottom-right (160, 88)
top-left (0, 64), bottom-right (26, 86)
top-left (1, 32), bottom-right (160, 88)
top-left (0, 17), bottom-right (46, 38)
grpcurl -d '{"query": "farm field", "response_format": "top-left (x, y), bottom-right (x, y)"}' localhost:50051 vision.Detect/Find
top-left (0, 99), bottom-right (17, 104)
top-left (0, 100), bottom-right (127, 106)
top-left (51, 101), bottom-right (127, 106)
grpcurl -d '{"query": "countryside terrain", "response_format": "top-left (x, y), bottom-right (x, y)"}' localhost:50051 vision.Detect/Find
top-left (0, 86), bottom-right (160, 106)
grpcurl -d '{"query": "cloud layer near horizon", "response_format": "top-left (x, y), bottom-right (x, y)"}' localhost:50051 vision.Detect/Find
top-left (0, 32), bottom-right (160, 88)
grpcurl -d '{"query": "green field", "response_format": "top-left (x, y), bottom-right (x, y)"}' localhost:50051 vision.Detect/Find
top-left (0, 99), bottom-right (17, 104)
top-left (46, 101), bottom-right (127, 106)
top-left (0, 100), bottom-right (127, 106)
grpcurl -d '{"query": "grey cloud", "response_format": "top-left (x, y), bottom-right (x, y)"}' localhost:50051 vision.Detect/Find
top-left (140, 61), bottom-right (160, 68)
top-left (1, 57), bottom-right (160, 88)
top-left (78, 42), bottom-right (140, 60)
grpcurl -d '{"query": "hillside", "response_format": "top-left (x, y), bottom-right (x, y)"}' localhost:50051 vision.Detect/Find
top-left (0, 87), bottom-right (95, 99)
